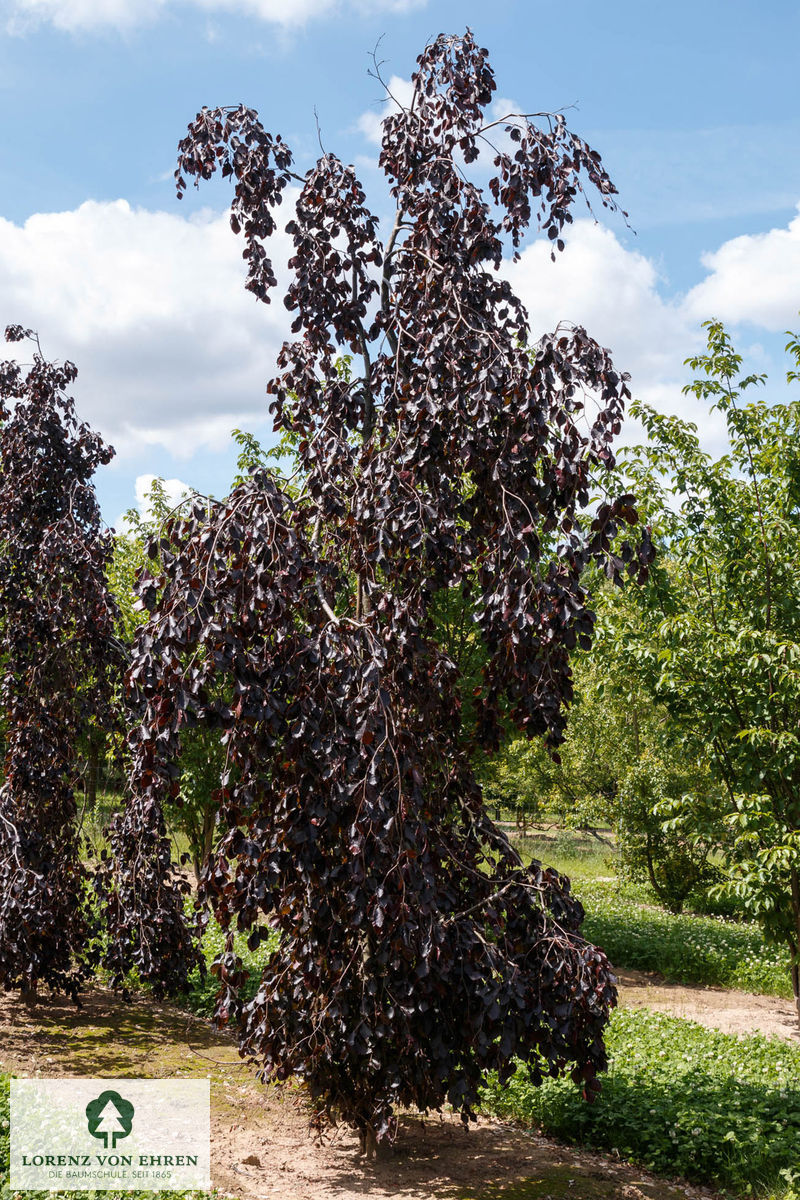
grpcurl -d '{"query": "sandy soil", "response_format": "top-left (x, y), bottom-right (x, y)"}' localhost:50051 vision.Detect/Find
top-left (614, 967), bottom-right (800, 1042)
top-left (0, 986), bottom-right (717, 1200)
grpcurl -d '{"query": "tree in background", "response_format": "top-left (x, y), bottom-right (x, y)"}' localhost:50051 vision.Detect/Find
top-left (0, 326), bottom-right (120, 1000)
top-left (479, 643), bottom-right (728, 912)
top-left (105, 32), bottom-right (651, 1150)
top-left (608, 319), bottom-right (800, 1019)
top-left (107, 477), bottom-right (229, 883)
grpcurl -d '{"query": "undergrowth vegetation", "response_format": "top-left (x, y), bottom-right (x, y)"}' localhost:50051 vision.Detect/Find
top-left (581, 880), bottom-right (791, 998)
top-left (515, 832), bottom-right (792, 998)
top-left (182, 918), bottom-right (275, 1019)
top-left (481, 1009), bottom-right (800, 1198)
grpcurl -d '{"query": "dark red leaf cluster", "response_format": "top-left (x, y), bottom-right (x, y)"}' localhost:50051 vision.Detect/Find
top-left (108, 31), bottom-right (652, 1149)
top-left (0, 328), bottom-right (120, 1000)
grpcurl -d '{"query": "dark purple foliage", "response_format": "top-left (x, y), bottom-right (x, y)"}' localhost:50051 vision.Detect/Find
top-left (0, 326), bottom-right (120, 1001)
top-left (108, 32), bottom-right (652, 1151)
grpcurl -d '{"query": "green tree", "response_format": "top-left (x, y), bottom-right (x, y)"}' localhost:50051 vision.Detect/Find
top-left (479, 645), bottom-right (727, 911)
top-left (108, 478), bottom-right (227, 881)
top-left (611, 318), bottom-right (800, 1018)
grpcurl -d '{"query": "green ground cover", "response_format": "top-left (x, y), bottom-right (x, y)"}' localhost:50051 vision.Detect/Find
top-left (581, 879), bottom-right (791, 998)
top-left (481, 1009), bottom-right (800, 1199)
top-left (182, 918), bottom-right (270, 1018)
top-left (515, 833), bottom-right (792, 999)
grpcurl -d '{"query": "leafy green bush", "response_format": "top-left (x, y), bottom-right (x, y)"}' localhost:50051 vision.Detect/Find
top-left (182, 916), bottom-right (276, 1018)
top-left (579, 879), bottom-right (791, 998)
top-left (481, 1009), bottom-right (800, 1196)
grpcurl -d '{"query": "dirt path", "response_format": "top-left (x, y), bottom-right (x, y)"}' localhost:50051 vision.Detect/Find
top-left (614, 967), bottom-right (800, 1042)
top-left (0, 988), bottom-right (714, 1200)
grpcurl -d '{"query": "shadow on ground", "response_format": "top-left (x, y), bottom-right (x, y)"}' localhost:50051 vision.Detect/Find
top-left (0, 988), bottom-right (713, 1200)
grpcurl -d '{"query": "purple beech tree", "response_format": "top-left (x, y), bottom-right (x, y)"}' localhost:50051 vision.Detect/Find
top-left (0, 326), bottom-right (120, 1001)
top-left (107, 32), bottom-right (652, 1152)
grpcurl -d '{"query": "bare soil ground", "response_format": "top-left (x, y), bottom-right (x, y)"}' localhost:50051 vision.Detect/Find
top-left (0, 986), bottom-right (717, 1200)
top-left (615, 967), bottom-right (800, 1042)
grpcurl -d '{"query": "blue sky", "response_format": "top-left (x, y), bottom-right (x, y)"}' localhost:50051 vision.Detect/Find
top-left (1, 0), bottom-right (799, 523)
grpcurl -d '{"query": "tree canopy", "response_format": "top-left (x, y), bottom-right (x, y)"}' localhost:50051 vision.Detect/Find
top-left (606, 319), bottom-right (800, 1017)
top-left (0, 326), bottom-right (119, 1000)
top-left (101, 31), bottom-right (650, 1151)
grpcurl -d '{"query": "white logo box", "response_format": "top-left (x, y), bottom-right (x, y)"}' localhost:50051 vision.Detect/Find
top-left (10, 1078), bottom-right (210, 1192)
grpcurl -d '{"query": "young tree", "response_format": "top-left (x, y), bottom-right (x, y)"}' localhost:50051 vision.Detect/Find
top-left (0, 326), bottom-right (120, 1000)
top-left (610, 319), bottom-right (800, 1018)
top-left (106, 32), bottom-right (650, 1150)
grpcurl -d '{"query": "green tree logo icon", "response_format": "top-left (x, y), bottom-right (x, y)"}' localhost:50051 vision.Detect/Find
top-left (85, 1090), bottom-right (135, 1149)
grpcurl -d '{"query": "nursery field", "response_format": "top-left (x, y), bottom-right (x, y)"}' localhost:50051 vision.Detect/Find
top-left (3, 826), bottom-right (796, 1200)
top-left (0, 992), bottom-right (708, 1200)
top-left (3, 14), bottom-right (799, 1200)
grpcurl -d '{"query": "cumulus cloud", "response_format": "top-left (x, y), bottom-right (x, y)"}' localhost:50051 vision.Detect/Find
top-left (115, 472), bottom-right (192, 532)
top-left (501, 204), bottom-right (800, 448)
top-left (507, 221), bottom-right (695, 389)
top-left (4, 0), bottom-right (426, 34)
top-left (685, 203), bottom-right (800, 330)
top-left (503, 219), bottom-right (726, 448)
top-left (3, 194), bottom-right (799, 475)
top-left (0, 198), bottom-right (294, 457)
top-left (6, 0), bottom-right (160, 31)
top-left (356, 74), bottom-right (414, 145)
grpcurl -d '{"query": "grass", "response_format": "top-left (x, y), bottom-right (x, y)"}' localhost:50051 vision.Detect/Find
top-left (580, 879), bottom-right (792, 998)
top-left (513, 831), bottom-right (793, 1000)
top-left (512, 830), bottom-right (617, 885)
top-left (481, 1008), bottom-right (800, 1199)
top-left (80, 790), bottom-right (194, 868)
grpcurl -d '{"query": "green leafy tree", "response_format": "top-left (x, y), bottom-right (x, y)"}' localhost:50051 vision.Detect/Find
top-left (611, 318), bottom-right (800, 1017)
top-left (108, 478), bottom-right (227, 881)
top-left (479, 645), bottom-right (727, 910)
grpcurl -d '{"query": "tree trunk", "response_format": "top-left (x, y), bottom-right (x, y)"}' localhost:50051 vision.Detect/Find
top-left (645, 834), bottom-right (660, 898)
top-left (86, 732), bottom-right (101, 810)
top-left (20, 976), bottom-right (38, 1006)
top-left (790, 866), bottom-right (800, 1028)
top-left (358, 1124), bottom-right (377, 1159)
top-left (193, 808), bottom-right (217, 886)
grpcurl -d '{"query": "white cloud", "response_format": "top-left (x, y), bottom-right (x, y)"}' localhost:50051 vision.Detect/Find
top-left (2, 195), bottom-right (799, 478)
top-left (135, 472), bottom-right (192, 512)
top-left (0, 198), bottom-right (295, 457)
top-left (4, 0), bottom-right (426, 33)
top-left (5, 0), bottom-right (164, 31)
top-left (115, 473), bottom-right (192, 532)
top-left (685, 204), bottom-right (800, 330)
top-left (505, 205), bottom-right (800, 450)
top-left (356, 74), bottom-right (414, 145)
top-left (504, 221), bottom-right (725, 450)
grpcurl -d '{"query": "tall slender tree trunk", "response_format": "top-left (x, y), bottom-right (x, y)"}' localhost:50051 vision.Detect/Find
top-left (790, 866), bottom-right (800, 1028)
top-left (86, 732), bottom-right (101, 811)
